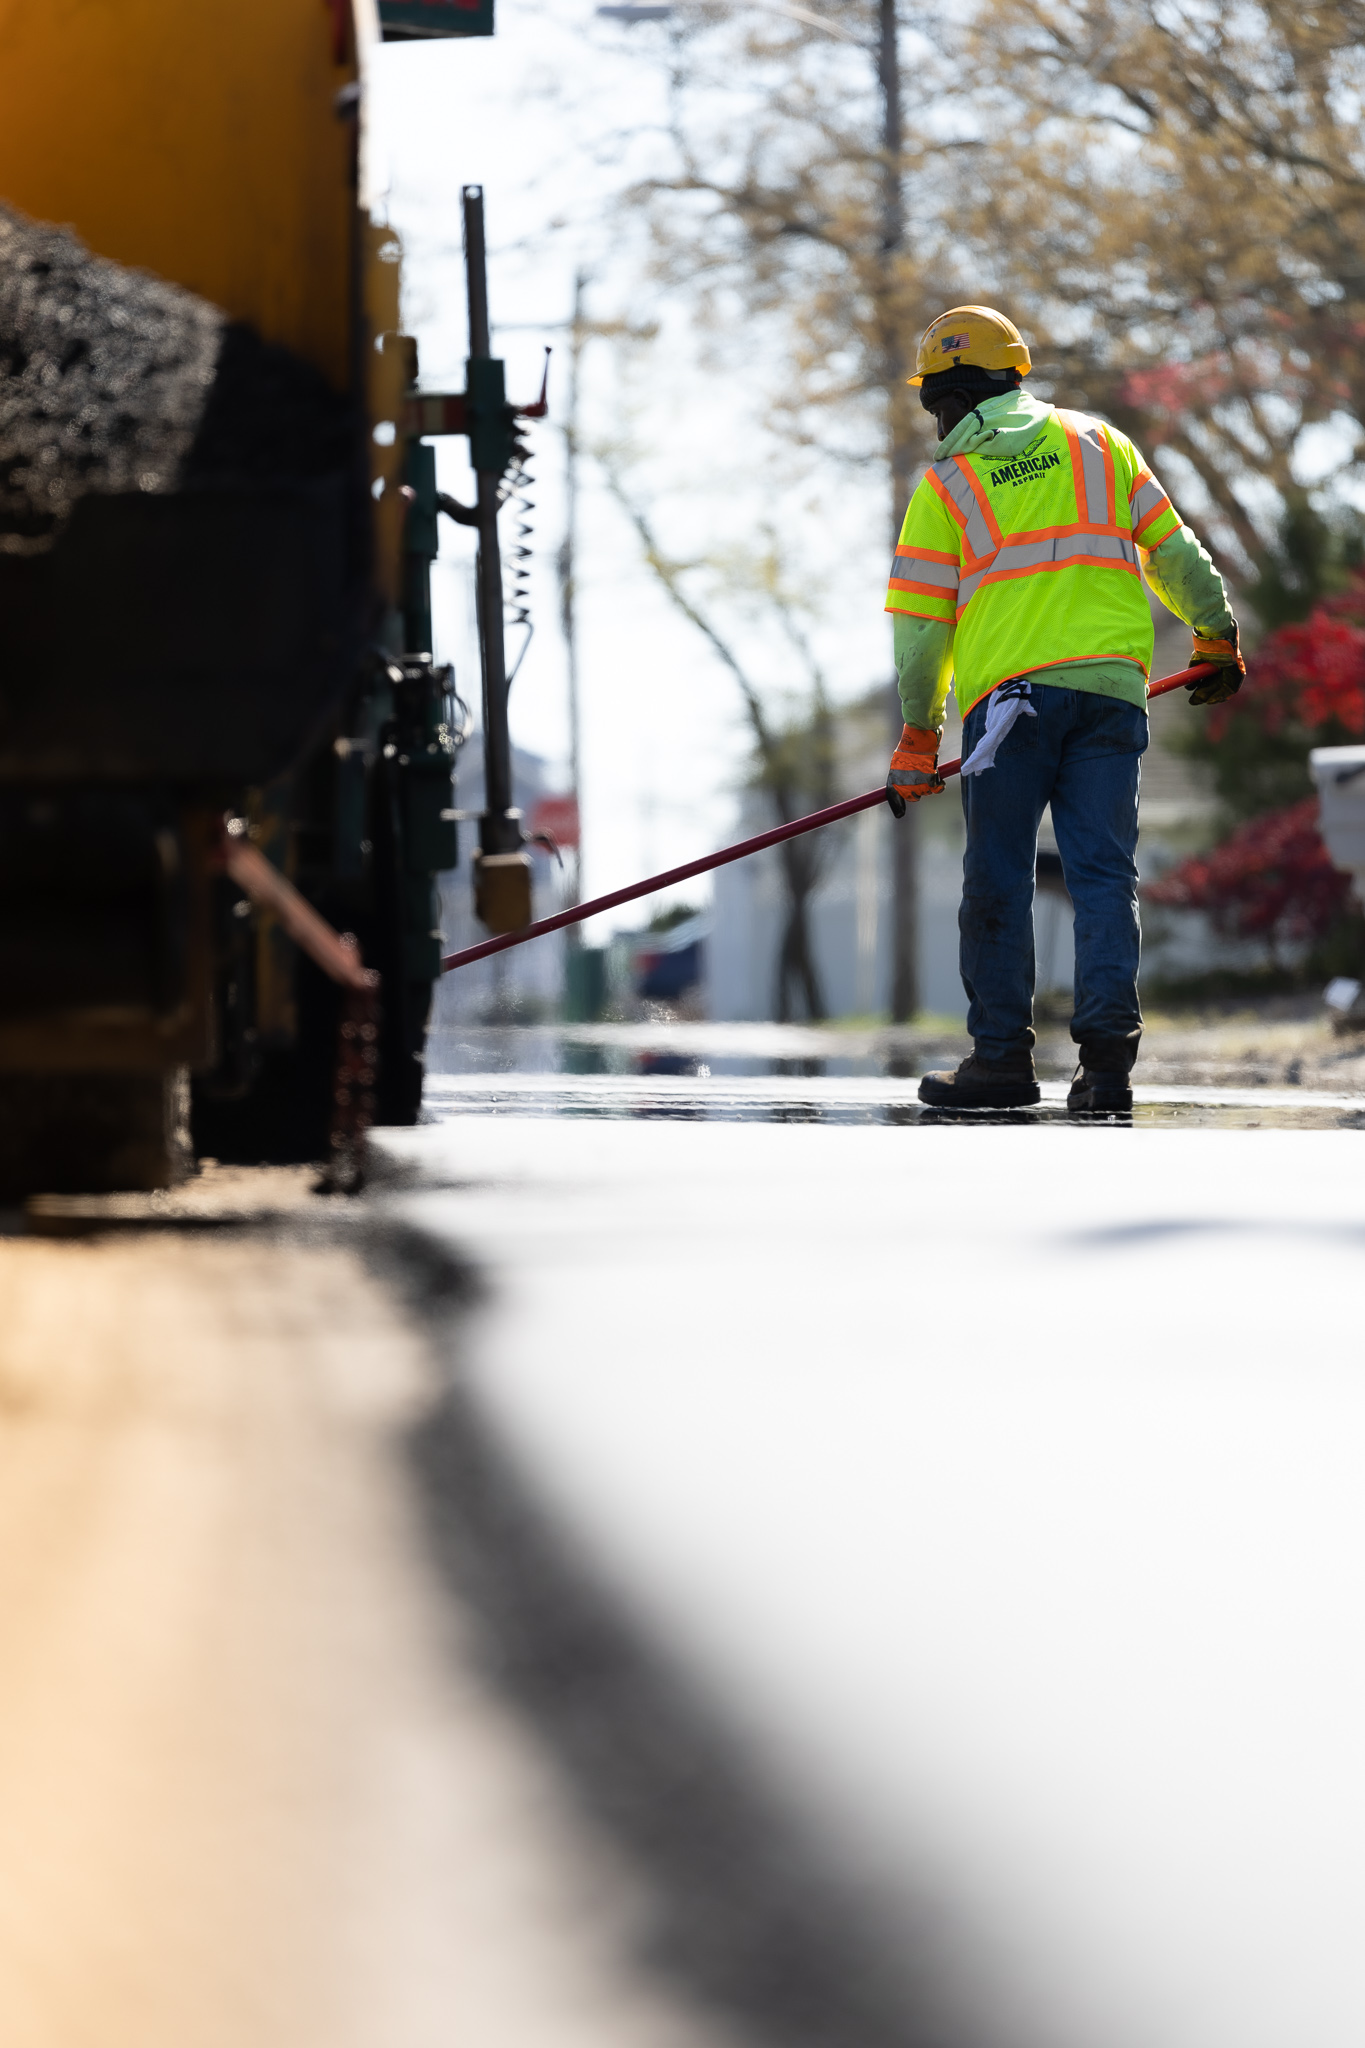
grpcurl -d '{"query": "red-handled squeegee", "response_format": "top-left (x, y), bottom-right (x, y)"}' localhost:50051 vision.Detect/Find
top-left (440, 663), bottom-right (1220, 976)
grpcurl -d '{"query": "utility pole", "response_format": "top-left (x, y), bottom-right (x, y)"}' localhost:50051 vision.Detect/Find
top-left (877, 0), bottom-right (919, 1022)
top-left (556, 268), bottom-right (587, 911)
top-left (462, 187), bottom-right (518, 852)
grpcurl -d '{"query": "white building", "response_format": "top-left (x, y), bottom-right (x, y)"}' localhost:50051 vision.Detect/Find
top-left (707, 615), bottom-right (1228, 1023)
top-left (429, 733), bottom-right (569, 1025)
top-left (706, 687), bottom-right (968, 1022)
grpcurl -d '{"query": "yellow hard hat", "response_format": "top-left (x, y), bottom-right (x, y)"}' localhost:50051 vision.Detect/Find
top-left (908, 305), bottom-right (1032, 386)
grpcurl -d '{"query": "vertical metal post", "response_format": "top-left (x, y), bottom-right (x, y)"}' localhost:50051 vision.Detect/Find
top-left (463, 185), bottom-right (519, 851)
top-left (401, 438), bottom-right (437, 655)
top-left (557, 268), bottom-right (586, 911)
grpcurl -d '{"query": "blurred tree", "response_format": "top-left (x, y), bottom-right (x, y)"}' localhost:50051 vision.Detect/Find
top-left (603, 466), bottom-right (840, 1018)
top-left (1243, 501), bottom-right (1365, 633)
top-left (1148, 568), bottom-right (1365, 984)
top-left (605, 0), bottom-right (972, 1015)
top-left (1180, 564), bottom-right (1365, 820)
top-left (965, 0), bottom-right (1365, 596)
top-left (1144, 797), bottom-right (1350, 971)
top-left (600, 0), bottom-right (1365, 1006)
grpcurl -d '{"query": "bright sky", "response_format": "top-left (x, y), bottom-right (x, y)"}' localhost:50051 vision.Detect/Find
top-left (366, 6), bottom-right (897, 935)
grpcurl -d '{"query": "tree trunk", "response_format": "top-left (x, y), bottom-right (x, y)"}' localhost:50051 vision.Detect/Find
top-left (776, 836), bottom-right (827, 1021)
top-left (878, 0), bottom-right (920, 1022)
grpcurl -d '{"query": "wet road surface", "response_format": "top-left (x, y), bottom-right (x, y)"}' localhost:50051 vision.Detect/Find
top-left (424, 1067), bottom-right (1365, 1127)
top-left (378, 1095), bottom-right (1365, 2048)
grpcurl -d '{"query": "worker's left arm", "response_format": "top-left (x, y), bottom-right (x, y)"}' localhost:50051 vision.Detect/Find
top-left (884, 482), bottom-right (959, 809)
top-left (1115, 430), bottom-right (1245, 706)
top-left (893, 613), bottom-right (954, 734)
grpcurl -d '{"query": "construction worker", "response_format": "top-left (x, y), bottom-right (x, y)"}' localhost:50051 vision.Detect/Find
top-left (886, 305), bottom-right (1243, 1112)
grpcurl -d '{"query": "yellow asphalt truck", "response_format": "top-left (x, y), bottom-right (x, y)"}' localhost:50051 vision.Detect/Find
top-left (0, 0), bottom-right (528, 1195)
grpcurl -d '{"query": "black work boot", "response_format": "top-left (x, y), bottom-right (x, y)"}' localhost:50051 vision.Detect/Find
top-left (918, 1051), bottom-right (1040, 1110)
top-left (1066, 1067), bottom-right (1133, 1113)
top-left (1067, 1034), bottom-right (1138, 1114)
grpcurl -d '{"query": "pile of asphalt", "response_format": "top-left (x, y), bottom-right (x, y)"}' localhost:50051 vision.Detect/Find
top-left (0, 204), bottom-right (353, 556)
top-left (180, 322), bottom-right (355, 490)
top-left (0, 205), bottom-right (222, 553)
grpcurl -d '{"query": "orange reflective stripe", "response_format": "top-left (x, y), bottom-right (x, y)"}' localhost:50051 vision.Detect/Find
top-left (925, 465), bottom-right (968, 531)
top-left (982, 549), bottom-right (1139, 585)
top-left (1056, 408), bottom-right (1112, 527)
top-left (1130, 472), bottom-right (1177, 541)
top-left (959, 538), bottom-right (1139, 612)
top-left (1132, 501), bottom-right (1174, 542)
top-left (963, 552), bottom-right (1140, 598)
top-left (889, 552), bottom-right (958, 591)
top-left (929, 458), bottom-right (998, 559)
top-left (957, 527), bottom-right (1138, 602)
top-left (895, 544), bottom-right (957, 564)
top-left (956, 458), bottom-right (1004, 551)
top-left (999, 521), bottom-right (1133, 547)
top-left (997, 533), bottom-right (1138, 571)
top-left (888, 536), bottom-right (959, 615)
top-left (884, 600), bottom-right (956, 621)
top-left (1060, 416), bottom-right (1088, 526)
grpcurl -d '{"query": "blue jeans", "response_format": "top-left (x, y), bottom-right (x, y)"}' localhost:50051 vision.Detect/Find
top-left (958, 684), bottom-right (1148, 1066)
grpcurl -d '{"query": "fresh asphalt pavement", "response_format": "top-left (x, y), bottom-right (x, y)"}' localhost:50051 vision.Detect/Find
top-left (376, 1068), bottom-right (1365, 2048)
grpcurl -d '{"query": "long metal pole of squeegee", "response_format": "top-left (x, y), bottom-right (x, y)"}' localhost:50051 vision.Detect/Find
top-left (440, 663), bottom-right (1220, 975)
top-left (464, 185), bottom-right (517, 851)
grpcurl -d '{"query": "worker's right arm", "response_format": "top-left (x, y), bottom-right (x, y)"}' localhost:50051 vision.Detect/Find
top-left (1141, 527), bottom-right (1245, 703)
top-left (1141, 524), bottom-right (1236, 641)
top-left (1115, 431), bottom-right (1243, 699)
top-left (1113, 430), bottom-right (1236, 640)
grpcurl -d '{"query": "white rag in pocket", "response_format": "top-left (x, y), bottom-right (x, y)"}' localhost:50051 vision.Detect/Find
top-left (959, 678), bottom-right (1036, 777)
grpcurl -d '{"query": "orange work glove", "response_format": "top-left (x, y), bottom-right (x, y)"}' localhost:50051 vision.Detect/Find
top-left (886, 724), bottom-right (944, 818)
top-left (1187, 626), bottom-right (1246, 706)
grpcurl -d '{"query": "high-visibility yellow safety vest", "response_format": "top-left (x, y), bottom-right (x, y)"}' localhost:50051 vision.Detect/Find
top-left (885, 406), bottom-right (1182, 719)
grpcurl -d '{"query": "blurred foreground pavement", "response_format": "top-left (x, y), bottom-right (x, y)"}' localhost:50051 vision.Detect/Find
top-left (5, 1094), bottom-right (1362, 2048)
top-left (375, 1106), bottom-right (1365, 2048)
top-left (0, 1173), bottom-right (732, 2048)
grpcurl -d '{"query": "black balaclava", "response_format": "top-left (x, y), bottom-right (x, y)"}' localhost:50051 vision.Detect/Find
top-left (918, 364), bottom-right (1022, 414)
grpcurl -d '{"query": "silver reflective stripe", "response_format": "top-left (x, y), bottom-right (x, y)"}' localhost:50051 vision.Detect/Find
top-left (1057, 409), bottom-right (1111, 525)
top-left (994, 531), bottom-right (1137, 573)
top-left (957, 533), bottom-right (1136, 610)
top-left (889, 552), bottom-right (959, 591)
top-left (1130, 476), bottom-right (1170, 532)
top-left (931, 459), bottom-right (996, 560)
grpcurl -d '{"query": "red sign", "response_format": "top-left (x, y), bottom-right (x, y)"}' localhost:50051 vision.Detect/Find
top-left (529, 795), bottom-right (580, 849)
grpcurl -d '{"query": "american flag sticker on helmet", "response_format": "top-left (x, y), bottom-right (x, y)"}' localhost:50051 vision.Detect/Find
top-left (939, 333), bottom-right (970, 352)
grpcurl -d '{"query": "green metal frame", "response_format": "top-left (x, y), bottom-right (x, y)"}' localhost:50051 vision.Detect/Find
top-left (379, 0), bottom-right (494, 39)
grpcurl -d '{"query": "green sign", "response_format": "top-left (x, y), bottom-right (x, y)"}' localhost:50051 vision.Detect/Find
top-left (379, 0), bottom-right (493, 38)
